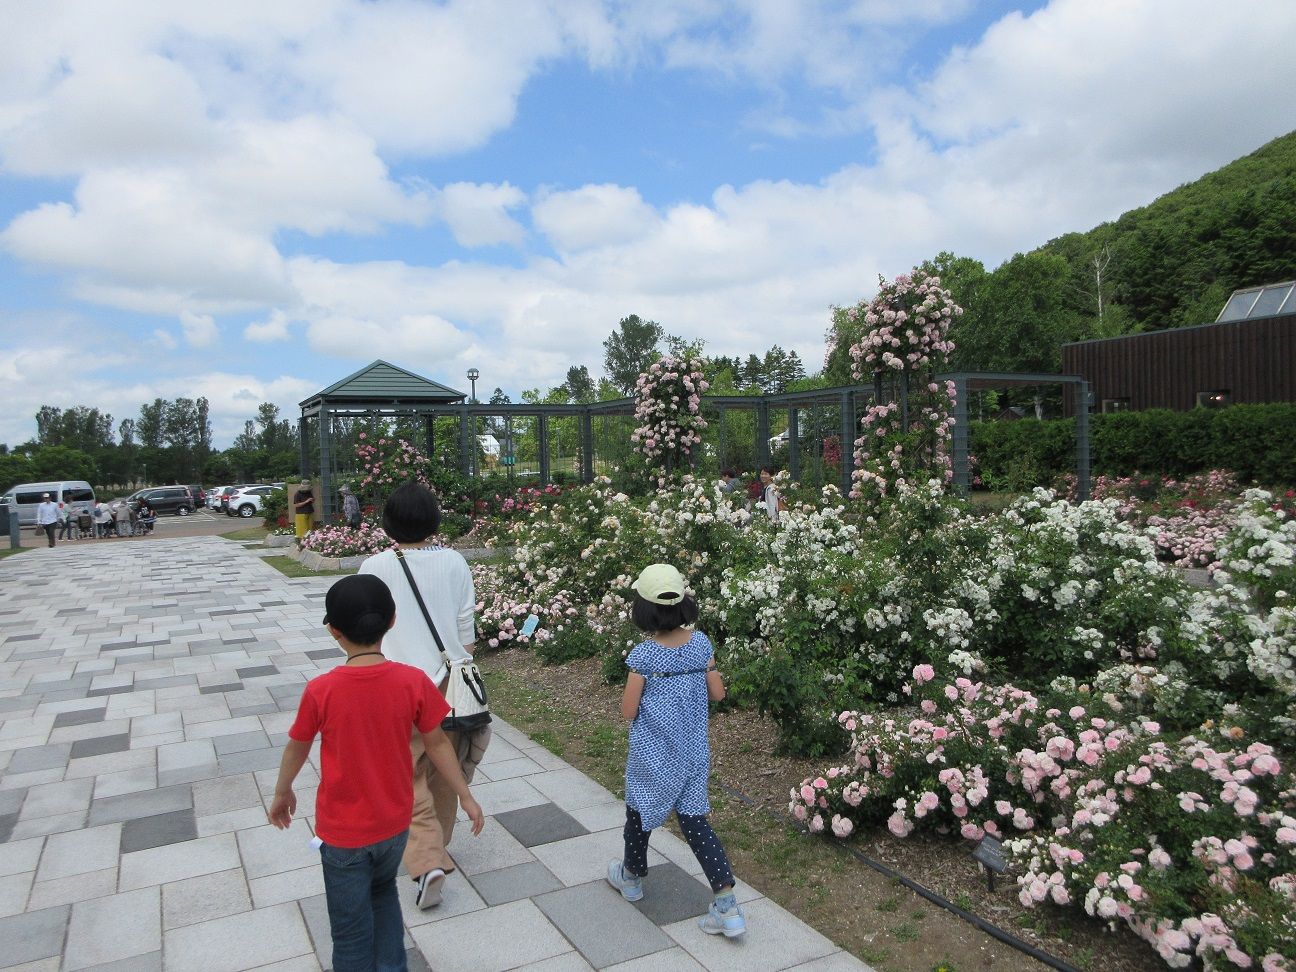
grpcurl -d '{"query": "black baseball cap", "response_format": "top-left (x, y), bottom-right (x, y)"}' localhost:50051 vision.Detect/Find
top-left (322, 574), bottom-right (395, 643)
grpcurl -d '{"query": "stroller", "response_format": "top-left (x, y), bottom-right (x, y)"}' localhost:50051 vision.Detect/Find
top-left (77, 512), bottom-right (94, 540)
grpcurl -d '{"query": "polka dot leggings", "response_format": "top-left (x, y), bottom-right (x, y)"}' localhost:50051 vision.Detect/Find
top-left (623, 806), bottom-right (735, 893)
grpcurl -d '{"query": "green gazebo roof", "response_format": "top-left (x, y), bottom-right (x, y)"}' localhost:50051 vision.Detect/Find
top-left (300, 360), bottom-right (467, 408)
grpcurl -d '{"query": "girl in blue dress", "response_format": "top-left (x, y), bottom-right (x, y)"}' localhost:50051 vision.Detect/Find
top-left (606, 563), bottom-right (746, 937)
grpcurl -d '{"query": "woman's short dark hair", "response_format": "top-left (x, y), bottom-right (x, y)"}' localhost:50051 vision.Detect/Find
top-left (381, 481), bottom-right (441, 543)
top-left (631, 592), bottom-right (699, 632)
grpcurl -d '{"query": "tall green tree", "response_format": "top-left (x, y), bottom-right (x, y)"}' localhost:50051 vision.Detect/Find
top-left (563, 366), bottom-right (595, 403)
top-left (602, 315), bottom-right (663, 394)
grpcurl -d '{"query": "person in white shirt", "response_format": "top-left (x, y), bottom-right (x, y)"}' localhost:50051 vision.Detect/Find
top-left (35, 494), bottom-right (59, 547)
top-left (359, 481), bottom-right (488, 910)
top-left (759, 466), bottom-right (783, 524)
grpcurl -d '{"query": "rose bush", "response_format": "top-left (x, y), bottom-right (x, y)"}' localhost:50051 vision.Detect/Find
top-left (792, 665), bottom-right (1296, 970)
top-left (630, 353), bottom-right (709, 479)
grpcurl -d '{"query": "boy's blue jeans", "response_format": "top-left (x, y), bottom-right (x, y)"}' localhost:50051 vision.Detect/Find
top-left (320, 829), bottom-right (409, 972)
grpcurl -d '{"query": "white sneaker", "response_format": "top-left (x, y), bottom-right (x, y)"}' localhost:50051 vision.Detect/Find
top-left (606, 860), bottom-right (644, 902)
top-left (698, 900), bottom-right (746, 937)
top-left (416, 868), bottom-right (445, 909)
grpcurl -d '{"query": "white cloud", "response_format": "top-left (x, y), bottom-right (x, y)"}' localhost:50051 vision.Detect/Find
top-left (437, 182), bottom-right (527, 248)
top-left (245, 310), bottom-right (293, 343)
top-left (179, 310), bottom-right (218, 348)
top-left (532, 185), bottom-right (660, 253)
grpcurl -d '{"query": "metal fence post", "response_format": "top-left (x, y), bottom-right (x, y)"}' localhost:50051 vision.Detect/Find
top-left (756, 401), bottom-right (770, 470)
top-left (787, 407), bottom-right (800, 482)
top-left (1075, 380), bottom-right (1091, 501)
top-left (459, 407), bottom-right (472, 478)
top-left (538, 414), bottom-right (550, 486)
top-left (839, 390), bottom-right (855, 496)
top-left (581, 411), bottom-right (594, 483)
top-left (951, 376), bottom-right (970, 497)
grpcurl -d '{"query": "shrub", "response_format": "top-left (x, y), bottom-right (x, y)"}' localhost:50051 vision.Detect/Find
top-left (793, 666), bottom-right (1296, 970)
top-left (970, 403), bottom-right (1296, 488)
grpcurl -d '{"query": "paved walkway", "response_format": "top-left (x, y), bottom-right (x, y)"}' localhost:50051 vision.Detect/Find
top-left (0, 538), bottom-right (869, 971)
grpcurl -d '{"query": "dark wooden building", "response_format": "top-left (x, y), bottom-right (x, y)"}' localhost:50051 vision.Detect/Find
top-left (1062, 281), bottom-right (1296, 414)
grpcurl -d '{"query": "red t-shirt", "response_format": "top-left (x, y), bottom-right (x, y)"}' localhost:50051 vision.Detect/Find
top-left (288, 661), bottom-right (449, 848)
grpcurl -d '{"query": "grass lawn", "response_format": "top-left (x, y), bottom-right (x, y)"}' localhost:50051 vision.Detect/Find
top-left (220, 526), bottom-right (272, 542)
top-left (0, 546), bottom-right (31, 560)
top-left (261, 555), bottom-right (355, 578)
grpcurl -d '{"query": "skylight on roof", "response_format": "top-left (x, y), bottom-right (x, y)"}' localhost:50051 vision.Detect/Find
top-left (1217, 282), bottom-right (1296, 322)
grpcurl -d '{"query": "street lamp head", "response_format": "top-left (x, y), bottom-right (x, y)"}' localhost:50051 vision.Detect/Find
top-left (467, 368), bottom-right (480, 382)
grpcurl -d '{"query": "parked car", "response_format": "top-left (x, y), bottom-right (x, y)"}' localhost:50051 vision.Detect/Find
top-left (217, 485), bottom-right (252, 513)
top-left (225, 485), bottom-right (282, 518)
top-left (128, 485), bottom-right (194, 516)
top-left (0, 480), bottom-right (95, 526)
top-left (206, 488), bottom-right (225, 510)
top-left (187, 485), bottom-right (206, 510)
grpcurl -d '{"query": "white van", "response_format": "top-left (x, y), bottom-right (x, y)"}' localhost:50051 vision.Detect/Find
top-left (0, 481), bottom-right (96, 526)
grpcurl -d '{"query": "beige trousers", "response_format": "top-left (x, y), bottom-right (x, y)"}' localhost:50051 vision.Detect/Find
top-left (404, 724), bottom-right (491, 879)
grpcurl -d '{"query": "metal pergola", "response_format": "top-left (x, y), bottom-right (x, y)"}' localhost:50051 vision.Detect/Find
top-left (300, 362), bottom-right (1090, 520)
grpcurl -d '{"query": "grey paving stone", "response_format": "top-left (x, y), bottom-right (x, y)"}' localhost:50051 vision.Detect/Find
top-left (466, 860), bottom-right (564, 905)
top-left (38, 823), bottom-right (123, 881)
top-left (81, 949), bottom-right (163, 971)
top-left (602, 947), bottom-right (704, 971)
top-left (52, 707), bottom-right (109, 729)
top-left (410, 898), bottom-right (573, 972)
top-left (86, 685), bottom-right (134, 698)
top-left (120, 832), bottom-right (241, 892)
top-left (163, 900), bottom-right (315, 971)
top-left (199, 682), bottom-right (244, 695)
top-left (632, 863), bottom-right (714, 926)
top-left (69, 732), bottom-right (132, 759)
top-left (0, 788), bottom-right (25, 816)
top-left (535, 881), bottom-right (673, 968)
top-left (88, 783), bottom-right (193, 826)
top-left (162, 867), bottom-right (252, 930)
top-left (664, 897), bottom-right (837, 970)
top-left (236, 665), bottom-right (279, 678)
top-left (217, 747), bottom-right (285, 776)
top-left (6, 743), bottom-right (71, 774)
top-left (305, 649), bottom-right (343, 660)
top-left (120, 807), bottom-right (198, 853)
top-left (0, 812), bottom-right (15, 843)
top-left (0, 904), bottom-right (71, 965)
top-left (495, 802), bottom-right (591, 848)
top-left (213, 730), bottom-right (272, 755)
top-left (64, 885), bottom-right (160, 970)
top-left (0, 697), bottom-right (35, 714)
top-left (19, 778), bottom-right (94, 819)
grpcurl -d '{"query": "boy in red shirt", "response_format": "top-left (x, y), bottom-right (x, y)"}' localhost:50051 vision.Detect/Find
top-left (268, 574), bottom-right (484, 971)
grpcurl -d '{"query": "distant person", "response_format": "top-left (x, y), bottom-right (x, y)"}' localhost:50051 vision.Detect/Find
top-left (293, 479), bottom-right (315, 538)
top-left (719, 469), bottom-right (742, 495)
top-left (93, 500), bottom-right (114, 538)
top-left (113, 501), bottom-right (133, 537)
top-left (57, 501), bottom-right (76, 541)
top-left (759, 466), bottom-right (785, 525)
top-left (606, 563), bottom-right (746, 938)
top-left (341, 484), bottom-right (361, 530)
top-left (268, 573), bottom-right (484, 971)
top-left (135, 500), bottom-right (157, 535)
top-left (36, 493), bottom-right (59, 547)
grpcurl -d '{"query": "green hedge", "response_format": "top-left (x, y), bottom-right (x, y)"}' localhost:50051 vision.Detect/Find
top-left (970, 402), bottom-right (1296, 488)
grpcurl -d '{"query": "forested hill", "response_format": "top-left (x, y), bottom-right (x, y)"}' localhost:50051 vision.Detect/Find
top-left (1039, 128), bottom-right (1296, 334)
top-left (823, 129), bottom-right (1296, 381)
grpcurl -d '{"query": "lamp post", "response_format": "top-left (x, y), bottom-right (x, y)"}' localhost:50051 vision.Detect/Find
top-left (467, 368), bottom-right (480, 478)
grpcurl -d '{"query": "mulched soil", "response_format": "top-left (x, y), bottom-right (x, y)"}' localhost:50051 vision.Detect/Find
top-left (485, 647), bottom-right (1168, 972)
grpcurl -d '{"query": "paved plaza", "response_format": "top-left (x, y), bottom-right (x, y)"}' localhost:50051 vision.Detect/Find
top-left (0, 537), bottom-right (870, 971)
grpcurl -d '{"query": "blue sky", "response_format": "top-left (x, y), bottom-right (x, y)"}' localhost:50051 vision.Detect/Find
top-left (1, 0), bottom-right (1294, 448)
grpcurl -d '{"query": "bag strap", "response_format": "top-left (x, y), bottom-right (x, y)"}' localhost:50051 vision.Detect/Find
top-left (394, 549), bottom-right (454, 669)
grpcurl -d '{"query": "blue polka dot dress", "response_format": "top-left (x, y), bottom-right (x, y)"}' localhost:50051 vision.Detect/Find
top-left (624, 631), bottom-right (714, 831)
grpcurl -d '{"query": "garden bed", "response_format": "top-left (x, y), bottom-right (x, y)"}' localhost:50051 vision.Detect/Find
top-left (484, 647), bottom-right (1167, 972)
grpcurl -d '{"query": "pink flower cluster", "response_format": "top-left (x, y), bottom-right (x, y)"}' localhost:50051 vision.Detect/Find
top-left (791, 667), bottom-right (1296, 968)
top-left (630, 355), bottom-right (710, 469)
top-left (842, 271), bottom-right (962, 501)
top-left (298, 522), bottom-right (397, 558)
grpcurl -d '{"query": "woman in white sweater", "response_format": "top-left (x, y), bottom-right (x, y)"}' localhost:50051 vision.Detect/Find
top-left (359, 482), bottom-right (489, 910)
